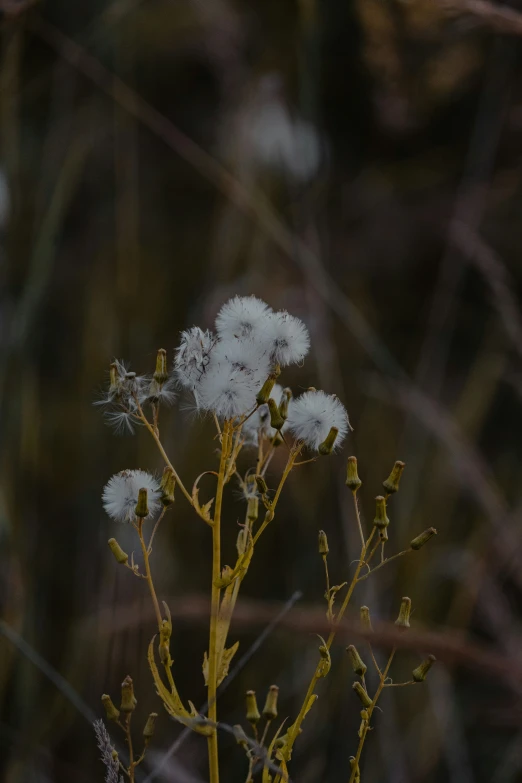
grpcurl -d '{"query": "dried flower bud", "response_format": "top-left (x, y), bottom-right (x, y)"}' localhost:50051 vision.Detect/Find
top-left (318, 426), bottom-right (339, 456)
top-left (352, 681), bottom-right (372, 708)
top-left (262, 685), bottom-right (279, 721)
top-left (383, 461), bottom-right (405, 495)
top-left (161, 467), bottom-right (176, 506)
top-left (142, 712), bottom-right (158, 740)
top-left (255, 475), bottom-right (268, 495)
top-left (245, 690), bottom-right (261, 725)
top-left (318, 530), bottom-right (329, 556)
top-left (410, 527), bottom-right (437, 551)
top-left (135, 488), bottom-right (149, 519)
top-left (256, 367), bottom-right (280, 404)
top-left (109, 362), bottom-right (120, 394)
top-left (108, 538), bottom-right (128, 565)
top-left (379, 527), bottom-right (389, 543)
top-left (279, 388), bottom-right (292, 421)
top-left (395, 596), bottom-right (411, 629)
top-left (267, 397), bottom-right (285, 430)
top-left (346, 456), bottom-right (362, 492)
top-left (237, 527), bottom-right (247, 556)
top-left (360, 606), bottom-right (373, 632)
top-left (373, 496), bottom-right (389, 529)
top-left (247, 496), bottom-right (259, 522)
top-left (234, 724), bottom-right (249, 748)
top-left (154, 348), bottom-right (169, 384)
top-left (412, 654), bottom-right (436, 682)
top-left (120, 675), bottom-right (137, 713)
top-left (101, 694), bottom-right (120, 721)
top-left (346, 645), bottom-right (367, 677)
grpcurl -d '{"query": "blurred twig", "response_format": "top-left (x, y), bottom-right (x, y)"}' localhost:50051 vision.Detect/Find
top-left (439, 0), bottom-right (522, 35)
top-left (89, 594), bottom-right (522, 691)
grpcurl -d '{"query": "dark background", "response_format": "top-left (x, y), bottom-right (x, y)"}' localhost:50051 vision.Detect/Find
top-left (2, 0), bottom-right (522, 781)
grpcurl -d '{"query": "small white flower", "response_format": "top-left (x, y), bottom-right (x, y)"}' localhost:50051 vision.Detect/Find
top-left (211, 338), bottom-right (270, 389)
top-left (215, 296), bottom-right (272, 341)
top-left (243, 384), bottom-right (285, 445)
top-left (174, 327), bottom-right (216, 390)
top-left (287, 390), bottom-right (349, 451)
top-left (260, 311), bottom-right (310, 366)
top-left (198, 363), bottom-right (258, 420)
top-left (102, 469), bottom-right (161, 522)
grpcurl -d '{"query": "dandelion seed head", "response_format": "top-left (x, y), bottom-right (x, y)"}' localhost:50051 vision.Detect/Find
top-left (215, 295), bottom-right (272, 341)
top-left (102, 469), bottom-right (161, 522)
top-left (261, 311), bottom-right (310, 366)
top-left (287, 389), bottom-right (349, 451)
top-left (174, 327), bottom-right (216, 390)
top-left (212, 338), bottom-right (270, 389)
top-left (197, 363), bottom-right (258, 420)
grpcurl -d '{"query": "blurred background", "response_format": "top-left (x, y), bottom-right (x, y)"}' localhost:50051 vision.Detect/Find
top-left (2, 0), bottom-right (522, 781)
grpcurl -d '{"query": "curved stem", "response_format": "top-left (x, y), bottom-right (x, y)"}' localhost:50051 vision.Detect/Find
top-left (137, 519), bottom-right (162, 630)
top-left (253, 444), bottom-right (302, 546)
top-left (134, 399), bottom-right (194, 508)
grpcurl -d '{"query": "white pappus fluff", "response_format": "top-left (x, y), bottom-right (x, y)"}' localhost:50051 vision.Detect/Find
top-left (261, 311), bottom-right (310, 366)
top-left (197, 362), bottom-right (259, 420)
top-left (174, 327), bottom-right (216, 391)
top-left (287, 390), bottom-right (349, 451)
top-left (215, 295), bottom-right (273, 342)
top-left (211, 338), bottom-right (270, 389)
top-left (102, 469), bottom-right (162, 523)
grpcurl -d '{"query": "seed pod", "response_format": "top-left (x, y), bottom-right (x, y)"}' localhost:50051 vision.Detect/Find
top-left (346, 645), bottom-right (367, 677)
top-left (383, 461), bottom-right (405, 495)
top-left (256, 367), bottom-right (280, 404)
top-left (412, 655), bottom-right (436, 682)
top-left (346, 456), bottom-right (362, 492)
top-left (279, 388), bottom-right (292, 421)
top-left (161, 467), bottom-right (176, 506)
top-left (352, 681), bottom-right (372, 708)
top-left (154, 348), bottom-right (169, 384)
top-left (255, 475), bottom-right (268, 495)
top-left (247, 496), bottom-right (259, 522)
top-left (101, 694), bottom-right (120, 722)
top-left (395, 597), bottom-right (412, 629)
top-left (318, 530), bottom-right (329, 556)
top-left (373, 496), bottom-right (389, 530)
top-left (410, 527), bottom-right (437, 551)
top-left (318, 426), bottom-right (339, 456)
top-left (120, 675), bottom-right (137, 713)
top-left (360, 606), bottom-right (373, 633)
top-left (143, 712), bottom-right (158, 739)
top-left (108, 538), bottom-right (128, 565)
top-left (245, 690), bottom-right (261, 725)
top-left (135, 488), bottom-right (149, 519)
top-left (262, 685), bottom-right (279, 721)
top-left (267, 398), bottom-right (285, 430)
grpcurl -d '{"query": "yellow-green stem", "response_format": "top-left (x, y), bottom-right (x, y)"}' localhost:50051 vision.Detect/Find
top-left (137, 519), bottom-right (162, 630)
top-left (207, 420), bottom-right (232, 783)
top-left (348, 649), bottom-right (396, 783)
top-left (277, 497), bottom-right (376, 771)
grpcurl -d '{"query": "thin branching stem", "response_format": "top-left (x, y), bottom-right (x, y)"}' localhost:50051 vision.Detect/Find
top-left (356, 549), bottom-right (413, 583)
top-left (348, 649), bottom-right (396, 783)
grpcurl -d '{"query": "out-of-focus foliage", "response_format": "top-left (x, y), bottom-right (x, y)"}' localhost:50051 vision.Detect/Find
top-left (2, 0), bottom-right (522, 781)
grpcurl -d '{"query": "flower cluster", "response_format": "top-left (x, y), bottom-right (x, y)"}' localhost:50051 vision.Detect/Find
top-left (99, 296), bottom-right (350, 522)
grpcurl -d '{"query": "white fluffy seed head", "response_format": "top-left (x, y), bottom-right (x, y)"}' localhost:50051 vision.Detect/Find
top-left (174, 327), bottom-right (216, 390)
top-left (260, 311), bottom-right (310, 366)
top-left (211, 338), bottom-right (270, 390)
top-left (287, 390), bottom-right (349, 451)
top-left (215, 295), bottom-right (273, 342)
top-left (102, 469), bottom-right (162, 523)
top-left (197, 362), bottom-right (258, 420)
